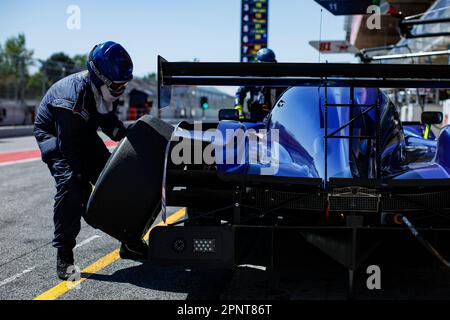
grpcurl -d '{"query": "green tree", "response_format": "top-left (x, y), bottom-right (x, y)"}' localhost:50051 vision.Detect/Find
top-left (3, 33), bottom-right (34, 72)
top-left (0, 44), bottom-right (13, 99)
top-left (26, 71), bottom-right (45, 99)
top-left (143, 72), bottom-right (157, 81)
top-left (42, 52), bottom-right (76, 85)
top-left (0, 44), bottom-right (6, 74)
top-left (72, 53), bottom-right (88, 71)
top-left (0, 33), bottom-right (34, 100)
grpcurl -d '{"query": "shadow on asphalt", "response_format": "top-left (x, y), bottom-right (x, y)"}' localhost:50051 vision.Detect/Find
top-left (80, 262), bottom-right (450, 300)
top-left (80, 259), bottom-right (450, 300)
top-left (81, 264), bottom-right (232, 300)
top-left (78, 234), bottom-right (450, 300)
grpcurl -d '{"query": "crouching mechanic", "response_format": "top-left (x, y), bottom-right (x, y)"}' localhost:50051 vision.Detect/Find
top-left (34, 41), bottom-right (148, 280)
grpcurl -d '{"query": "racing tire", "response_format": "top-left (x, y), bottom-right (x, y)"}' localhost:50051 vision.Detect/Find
top-left (85, 116), bottom-right (174, 243)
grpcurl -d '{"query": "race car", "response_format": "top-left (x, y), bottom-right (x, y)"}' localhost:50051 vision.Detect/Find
top-left (85, 57), bottom-right (450, 291)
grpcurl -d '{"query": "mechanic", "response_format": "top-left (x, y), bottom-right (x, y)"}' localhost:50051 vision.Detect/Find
top-left (34, 41), bottom-right (148, 280)
top-left (234, 48), bottom-right (286, 121)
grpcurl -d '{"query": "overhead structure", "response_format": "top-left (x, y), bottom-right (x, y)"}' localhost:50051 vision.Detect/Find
top-left (345, 0), bottom-right (436, 49)
top-left (309, 40), bottom-right (359, 54)
top-left (358, 48), bottom-right (450, 63)
top-left (314, 0), bottom-right (388, 15)
top-left (387, 0), bottom-right (450, 64)
top-left (157, 55), bottom-right (450, 109)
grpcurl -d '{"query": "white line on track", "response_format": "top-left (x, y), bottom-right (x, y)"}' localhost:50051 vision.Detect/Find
top-left (0, 146), bottom-right (115, 167)
top-left (0, 266), bottom-right (36, 287)
top-left (0, 158), bottom-right (40, 167)
top-left (0, 235), bottom-right (100, 288)
top-left (74, 235), bottom-right (101, 249)
top-left (238, 264), bottom-right (267, 271)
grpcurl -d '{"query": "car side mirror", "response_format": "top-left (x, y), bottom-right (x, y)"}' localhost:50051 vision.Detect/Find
top-left (219, 109), bottom-right (239, 121)
top-left (421, 111), bottom-right (443, 125)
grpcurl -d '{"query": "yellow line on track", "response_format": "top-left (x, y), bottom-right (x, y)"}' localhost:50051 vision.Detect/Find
top-left (33, 208), bottom-right (186, 300)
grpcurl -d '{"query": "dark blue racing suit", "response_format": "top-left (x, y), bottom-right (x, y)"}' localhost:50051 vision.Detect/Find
top-left (235, 86), bottom-right (286, 121)
top-left (34, 71), bottom-right (127, 251)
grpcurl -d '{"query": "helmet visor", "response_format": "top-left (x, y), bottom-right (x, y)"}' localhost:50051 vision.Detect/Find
top-left (107, 81), bottom-right (128, 96)
top-left (109, 81), bottom-right (128, 92)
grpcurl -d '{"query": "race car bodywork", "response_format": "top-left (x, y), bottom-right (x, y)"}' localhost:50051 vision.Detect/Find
top-left (156, 58), bottom-right (450, 273)
top-left (200, 87), bottom-right (445, 181)
top-left (159, 58), bottom-right (450, 215)
top-left (86, 57), bottom-right (450, 292)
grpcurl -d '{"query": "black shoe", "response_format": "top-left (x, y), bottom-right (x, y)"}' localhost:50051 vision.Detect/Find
top-left (56, 249), bottom-right (76, 281)
top-left (119, 240), bottom-right (149, 261)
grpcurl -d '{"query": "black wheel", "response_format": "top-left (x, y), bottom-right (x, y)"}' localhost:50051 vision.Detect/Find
top-left (85, 116), bottom-right (174, 243)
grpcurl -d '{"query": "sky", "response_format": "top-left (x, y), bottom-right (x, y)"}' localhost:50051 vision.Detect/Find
top-left (0, 0), bottom-right (357, 93)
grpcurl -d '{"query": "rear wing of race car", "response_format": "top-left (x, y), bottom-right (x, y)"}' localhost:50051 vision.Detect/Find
top-left (157, 55), bottom-right (450, 109)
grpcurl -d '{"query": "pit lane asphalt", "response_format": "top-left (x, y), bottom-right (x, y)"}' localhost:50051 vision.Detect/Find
top-left (0, 136), bottom-right (230, 300)
top-left (1, 136), bottom-right (450, 300)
